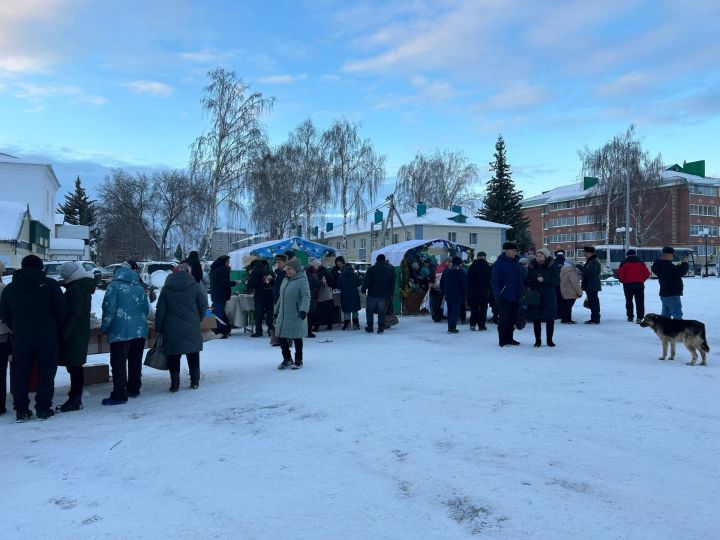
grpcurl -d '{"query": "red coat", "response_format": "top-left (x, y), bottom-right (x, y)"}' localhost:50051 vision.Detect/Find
top-left (617, 257), bottom-right (650, 284)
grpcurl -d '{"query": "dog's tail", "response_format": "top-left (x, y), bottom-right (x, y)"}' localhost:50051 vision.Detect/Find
top-left (700, 324), bottom-right (710, 353)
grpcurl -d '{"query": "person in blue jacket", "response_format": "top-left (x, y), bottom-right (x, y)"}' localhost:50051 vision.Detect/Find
top-left (101, 264), bottom-right (150, 405)
top-left (440, 256), bottom-right (467, 334)
top-left (491, 242), bottom-right (525, 347)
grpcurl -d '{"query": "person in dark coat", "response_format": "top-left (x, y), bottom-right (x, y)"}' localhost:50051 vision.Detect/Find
top-left (329, 256), bottom-right (345, 289)
top-left (361, 254), bottom-right (396, 334)
top-left (338, 264), bottom-right (362, 330)
top-left (525, 249), bottom-right (560, 347)
top-left (581, 246), bottom-right (602, 324)
top-left (183, 250), bottom-right (204, 285)
top-left (209, 255), bottom-right (236, 337)
top-left (491, 242), bottom-right (525, 347)
top-left (466, 251), bottom-right (491, 331)
top-left (651, 246), bottom-right (689, 319)
top-left (57, 262), bottom-right (96, 412)
top-left (246, 260), bottom-right (274, 337)
top-left (305, 258), bottom-right (323, 337)
top-left (0, 265), bottom-right (9, 416)
top-left (155, 263), bottom-right (209, 391)
top-left (440, 256), bottom-right (468, 333)
top-left (0, 255), bottom-right (68, 421)
top-left (617, 249), bottom-right (651, 322)
top-left (270, 254), bottom-right (288, 346)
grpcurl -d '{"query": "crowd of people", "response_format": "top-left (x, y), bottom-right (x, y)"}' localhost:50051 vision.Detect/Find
top-left (0, 241), bottom-right (693, 423)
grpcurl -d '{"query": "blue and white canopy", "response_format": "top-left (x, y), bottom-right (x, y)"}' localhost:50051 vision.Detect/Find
top-left (228, 236), bottom-right (337, 268)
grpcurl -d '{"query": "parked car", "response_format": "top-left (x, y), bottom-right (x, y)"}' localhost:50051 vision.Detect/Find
top-left (137, 261), bottom-right (177, 285)
top-left (1, 265), bottom-right (18, 285)
top-left (44, 260), bottom-right (102, 287)
top-left (346, 261), bottom-right (371, 278)
top-left (97, 266), bottom-right (115, 289)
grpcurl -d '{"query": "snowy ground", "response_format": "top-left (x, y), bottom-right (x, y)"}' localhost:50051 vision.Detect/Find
top-left (2, 278), bottom-right (719, 539)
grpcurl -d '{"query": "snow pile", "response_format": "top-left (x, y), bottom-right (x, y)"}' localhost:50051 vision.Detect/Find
top-left (2, 278), bottom-right (719, 538)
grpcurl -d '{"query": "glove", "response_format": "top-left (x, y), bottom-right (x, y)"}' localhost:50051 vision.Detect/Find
top-left (299, 311), bottom-right (307, 320)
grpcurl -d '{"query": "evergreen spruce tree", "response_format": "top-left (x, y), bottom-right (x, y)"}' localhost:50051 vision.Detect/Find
top-left (477, 135), bottom-right (533, 250)
top-left (174, 243), bottom-right (184, 261)
top-left (58, 176), bottom-right (97, 227)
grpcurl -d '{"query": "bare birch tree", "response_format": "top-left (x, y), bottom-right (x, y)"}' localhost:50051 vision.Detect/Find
top-left (321, 119), bottom-right (385, 251)
top-left (395, 149), bottom-right (480, 211)
top-left (189, 67), bottom-right (274, 258)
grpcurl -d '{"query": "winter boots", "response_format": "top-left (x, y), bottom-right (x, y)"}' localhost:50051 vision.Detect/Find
top-left (190, 368), bottom-right (200, 389)
top-left (278, 348), bottom-right (294, 370)
top-left (36, 408), bottom-right (55, 420)
top-left (342, 320), bottom-right (350, 330)
top-left (352, 318), bottom-right (360, 330)
top-left (292, 351), bottom-right (303, 370)
top-left (56, 395), bottom-right (83, 413)
top-left (169, 371), bottom-right (180, 393)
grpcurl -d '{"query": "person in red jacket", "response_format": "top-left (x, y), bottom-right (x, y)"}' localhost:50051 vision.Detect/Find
top-left (617, 249), bottom-right (651, 323)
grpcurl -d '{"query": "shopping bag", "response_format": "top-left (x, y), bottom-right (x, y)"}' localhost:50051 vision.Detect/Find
top-left (523, 289), bottom-right (541, 306)
top-left (144, 334), bottom-right (168, 370)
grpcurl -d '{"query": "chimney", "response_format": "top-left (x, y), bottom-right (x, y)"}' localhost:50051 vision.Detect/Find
top-left (451, 205), bottom-right (462, 214)
top-left (583, 177), bottom-right (598, 190)
top-left (416, 202), bottom-right (426, 217)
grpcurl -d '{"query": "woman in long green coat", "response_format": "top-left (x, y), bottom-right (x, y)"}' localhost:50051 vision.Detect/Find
top-left (273, 258), bottom-right (310, 370)
top-left (58, 262), bottom-right (96, 412)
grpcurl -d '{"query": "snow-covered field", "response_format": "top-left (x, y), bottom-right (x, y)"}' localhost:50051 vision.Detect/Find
top-left (2, 278), bottom-right (719, 539)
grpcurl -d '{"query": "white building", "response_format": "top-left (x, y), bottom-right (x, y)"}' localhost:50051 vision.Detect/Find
top-left (0, 153), bottom-right (61, 237)
top-left (0, 202), bottom-right (33, 267)
top-left (324, 205), bottom-right (511, 261)
top-left (48, 213), bottom-right (90, 260)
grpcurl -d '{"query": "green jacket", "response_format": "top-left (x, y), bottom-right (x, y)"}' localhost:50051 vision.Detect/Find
top-left (59, 277), bottom-right (95, 367)
top-left (274, 271), bottom-right (311, 339)
top-left (155, 271), bottom-right (208, 355)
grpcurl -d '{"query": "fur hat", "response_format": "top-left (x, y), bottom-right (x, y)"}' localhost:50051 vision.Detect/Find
top-left (537, 248), bottom-right (552, 258)
top-left (274, 253), bottom-right (288, 262)
top-left (662, 246), bottom-right (675, 255)
top-left (477, 251), bottom-right (487, 258)
top-left (307, 257), bottom-right (321, 267)
top-left (502, 241), bottom-right (518, 251)
top-left (554, 250), bottom-right (565, 257)
top-left (626, 249), bottom-right (636, 256)
top-left (583, 246), bottom-right (595, 254)
top-left (21, 254), bottom-right (44, 270)
top-left (451, 256), bottom-right (463, 266)
top-left (59, 261), bottom-right (94, 283)
top-left (376, 254), bottom-right (386, 262)
top-left (286, 258), bottom-right (302, 272)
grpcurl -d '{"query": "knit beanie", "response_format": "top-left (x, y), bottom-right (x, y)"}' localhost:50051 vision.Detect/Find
top-left (287, 258), bottom-right (302, 272)
top-left (21, 254), bottom-right (44, 270)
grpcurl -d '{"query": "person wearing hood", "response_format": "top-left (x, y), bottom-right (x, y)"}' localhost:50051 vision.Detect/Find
top-left (329, 256), bottom-right (345, 289)
top-left (155, 263), bottom-right (208, 391)
top-left (338, 263), bottom-right (362, 330)
top-left (183, 250), bottom-right (205, 287)
top-left (617, 249), bottom-right (651, 323)
top-left (274, 258), bottom-right (311, 370)
top-left (101, 265), bottom-right (150, 405)
top-left (209, 255), bottom-right (236, 338)
top-left (526, 249), bottom-right (560, 347)
top-left (0, 255), bottom-right (68, 421)
top-left (56, 262), bottom-right (96, 413)
top-left (440, 256), bottom-right (468, 334)
top-left (0, 261), bottom-right (9, 415)
top-left (305, 257), bottom-right (323, 337)
top-left (491, 242), bottom-right (525, 347)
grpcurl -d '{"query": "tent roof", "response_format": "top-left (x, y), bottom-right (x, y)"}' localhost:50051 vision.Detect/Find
top-left (228, 236), bottom-right (337, 268)
top-left (370, 238), bottom-right (471, 266)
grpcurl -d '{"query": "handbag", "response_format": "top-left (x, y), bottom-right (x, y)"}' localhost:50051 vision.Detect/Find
top-left (144, 334), bottom-right (168, 370)
top-left (317, 284), bottom-right (333, 302)
top-left (523, 289), bottom-right (541, 307)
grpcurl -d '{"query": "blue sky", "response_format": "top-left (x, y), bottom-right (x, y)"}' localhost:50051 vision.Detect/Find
top-left (1, 0), bottom-right (719, 206)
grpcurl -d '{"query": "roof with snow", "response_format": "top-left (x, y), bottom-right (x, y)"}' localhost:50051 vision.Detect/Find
top-left (522, 169), bottom-right (720, 208)
top-left (0, 152), bottom-right (62, 188)
top-left (0, 201), bottom-right (30, 241)
top-left (325, 207), bottom-right (510, 239)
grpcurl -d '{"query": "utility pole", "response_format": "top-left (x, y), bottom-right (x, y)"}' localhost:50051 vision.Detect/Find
top-left (624, 166), bottom-right (631, 253)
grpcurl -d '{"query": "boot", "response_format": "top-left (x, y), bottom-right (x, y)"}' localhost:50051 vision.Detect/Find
top-left (292, 351), bottom-right (303, 370)
top-left (169, 371), bottom-right (180, 393)
top-left (352, 318), bottom-right (360, 330)
top-left (342, 320), bottom-right (350, 330)
top-left (189, 368), bottom-right (200, 389)
top-left (546, 321), bottom-right (556, 347)
top-left (56, 395), bottom-right (83, 413)
top-left (533, 321), bottom-right (542, 347)
top-left (278, 348), bottom-right (294, 370)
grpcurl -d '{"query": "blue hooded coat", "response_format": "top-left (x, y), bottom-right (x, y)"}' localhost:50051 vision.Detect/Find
top-left (101, 266), bottom-right (150, 343)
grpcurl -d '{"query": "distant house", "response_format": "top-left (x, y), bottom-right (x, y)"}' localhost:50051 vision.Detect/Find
top-left (0, 202), bottom-right (33, 267)
top-left (49, 213), bottom-right (90, 261)
top-left (209, 227), bottom-right (252, 259)
top-left (323, 205), bottom-right (511, 261)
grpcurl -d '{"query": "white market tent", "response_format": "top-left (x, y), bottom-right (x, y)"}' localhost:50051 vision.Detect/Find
top-left (370, 238), bottom-right (472, 267)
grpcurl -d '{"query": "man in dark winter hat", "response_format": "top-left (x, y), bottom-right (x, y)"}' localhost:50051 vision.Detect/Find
top-left (617, 249), bottom-right (651, 322)
top-left (651, 246), bottom-right (688, 319)
top-left (361, 253), bottom-right (395, 334)
top-left (581, 246), bottom-right (602, 324)
top-left (467, 251), bottom-right (491, 330)
top-left (440, 256), bottom-right (467, 333)
top-left (491, 241), bottom-right (524, 346)
top-left (0, 255), bottom-right (69, 422)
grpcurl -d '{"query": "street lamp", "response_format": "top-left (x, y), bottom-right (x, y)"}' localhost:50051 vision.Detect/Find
top-left (616, 227), bottom-right (633, 250)
top-left (702, 228), bottom-right (710, 278)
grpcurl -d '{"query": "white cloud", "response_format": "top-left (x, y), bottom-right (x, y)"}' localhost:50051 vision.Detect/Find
top-left (257, 74), bottom-right (307, 84)
top-left (487, 84), bottom-right (552, 109)
top-left (123, 80), bottom-right (173, 97)
top-left (8, 81), bottom-right (107, 106)
top-left (178, 49), bottom-right (235, 64)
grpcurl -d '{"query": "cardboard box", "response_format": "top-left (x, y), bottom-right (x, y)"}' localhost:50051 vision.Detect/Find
top-left (83, 363), bottom-right (110, 385)
top-left (200, 316), bottom-right (216, 331)
top-left (201, 330), bottom-right (218, 342)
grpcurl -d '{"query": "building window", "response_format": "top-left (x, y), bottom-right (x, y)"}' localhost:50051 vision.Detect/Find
top-left (335, 241), bottom-right (341, 250)
top-left (360, 238), bottom-right (366, 248)
top-left (352, 239), bottom-right (356, 249)
top-left (577, 231), bottom-right (604, 242)
top-left (692, 245), bottom-right (718, 257)
top-left (576, 197), bottom-right (600, 208)
top-left (469, 232), bottom-right (478, 244)
top-left (690, 225), bottom-right (719, 237)
top-left (576, 249), bottom-right (585, 259)
top-left (689, 185), bottom-right (718, 196)
top-left (448, 232), bottom-right (457, 242)
top-left (546, 233), bottom-right (576, 243)
top-left (549, 201), bottom-right (576, 211)
top-left (577, 214), bottom-right (599, 225)
top-left (392, 233), bottom-right (399, 244)
top-left (690, 205), bottom-right (718, 216)
top-left (548, 217), bottom-right (576, 228)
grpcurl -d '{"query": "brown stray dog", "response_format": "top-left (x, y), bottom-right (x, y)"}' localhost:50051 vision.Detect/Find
top-left (639, 314), bottom-right (710, 366)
